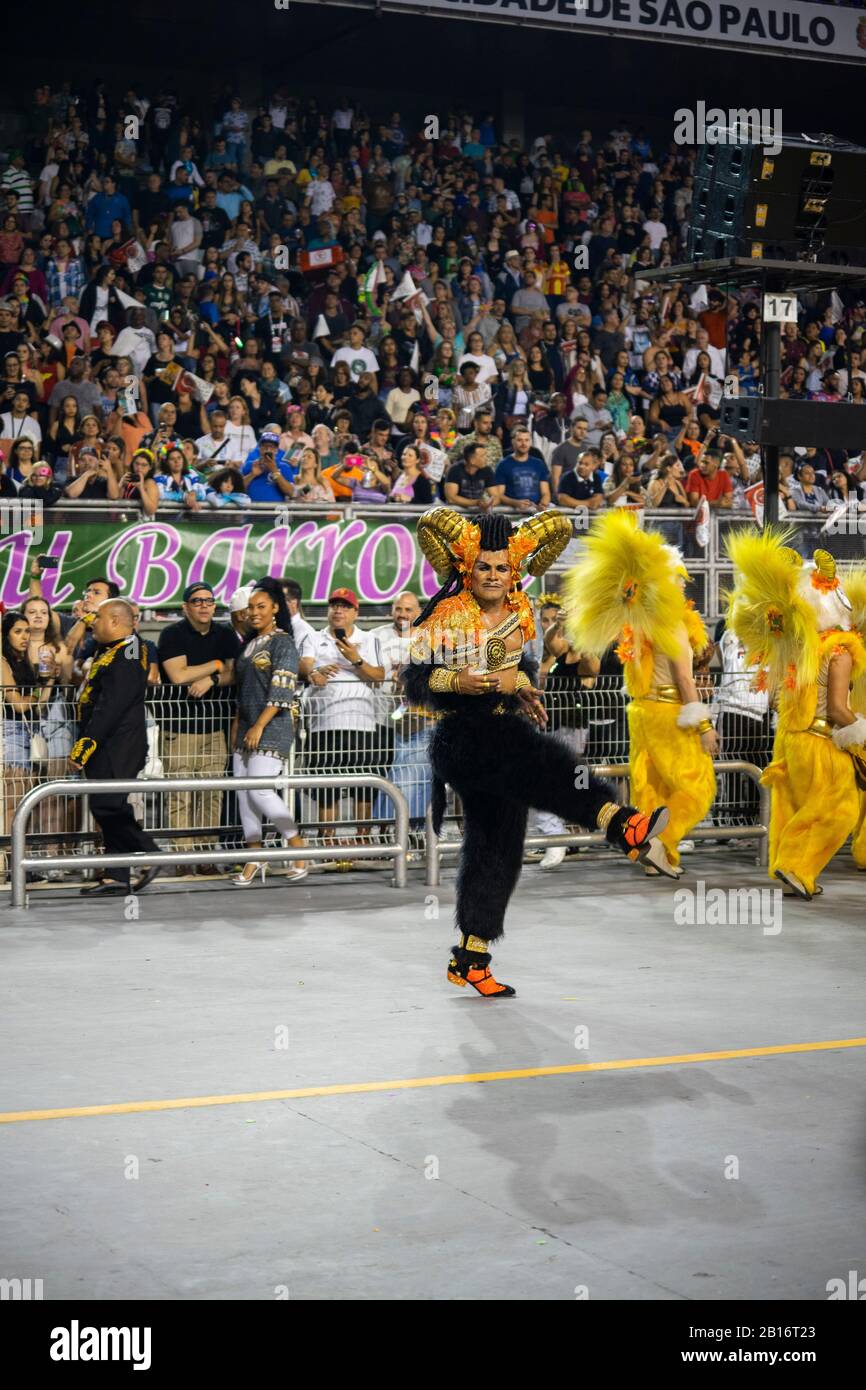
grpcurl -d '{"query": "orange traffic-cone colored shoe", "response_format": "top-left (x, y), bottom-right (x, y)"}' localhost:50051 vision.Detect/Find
top-left (447, 937), bottom-right (515, 998)
top-left (598, 803), bottom-right (678, 877)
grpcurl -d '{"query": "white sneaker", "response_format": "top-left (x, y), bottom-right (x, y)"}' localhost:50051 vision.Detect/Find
top-left (539, 846), bottom-right (567, 870)
top-left (678, 839), bottom-right (696, 853)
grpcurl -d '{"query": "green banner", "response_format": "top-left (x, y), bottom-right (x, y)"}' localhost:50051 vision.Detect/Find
top-left (0, 510), bottom-right (443, 611)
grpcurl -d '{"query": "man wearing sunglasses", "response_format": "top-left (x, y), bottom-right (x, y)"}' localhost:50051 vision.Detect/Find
top-left (157, 582), bottom-right (241, 870)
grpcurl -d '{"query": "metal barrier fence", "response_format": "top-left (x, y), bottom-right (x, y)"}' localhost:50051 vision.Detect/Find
top-left (424, 762), bottom-right (770, 888)
top-left (1, 674), bottom-right (776, 888)
top-left (9, 774), bottom-right (410, 908)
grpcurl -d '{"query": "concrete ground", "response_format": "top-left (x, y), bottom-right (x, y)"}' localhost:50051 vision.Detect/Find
top-left (1, 846), bottom-right (865, 1302)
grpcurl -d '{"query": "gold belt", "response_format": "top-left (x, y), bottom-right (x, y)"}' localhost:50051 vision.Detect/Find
top-left (806, 717), bottom-right (833, 739)
top-left (646, 685), bottom-right (680, 704)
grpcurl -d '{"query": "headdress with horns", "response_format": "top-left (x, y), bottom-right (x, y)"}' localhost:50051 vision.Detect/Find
top-left (415, 506), bottom-right (573, 631)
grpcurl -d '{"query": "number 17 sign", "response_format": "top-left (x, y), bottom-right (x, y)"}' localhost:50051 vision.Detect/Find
top-left (763, 293), bottom-right (798, 323)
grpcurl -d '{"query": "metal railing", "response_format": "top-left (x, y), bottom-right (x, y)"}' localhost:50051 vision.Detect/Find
top-left (424, 761), bottom-right (771, 887)
top-left (10, 773), bottom-right (410, 908)
top-left (1, 677), bottom-right (776, 880)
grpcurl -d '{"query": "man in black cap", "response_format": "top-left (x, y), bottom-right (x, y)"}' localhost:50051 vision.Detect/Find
top-left (70, 599), bottom-right (162, 896)
top-left (157, 582), bottom-right (240, 869)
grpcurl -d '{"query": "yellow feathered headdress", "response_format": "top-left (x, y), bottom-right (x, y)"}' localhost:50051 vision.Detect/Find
top-left (725, 527), bottom-right (821, 695)
top-left (841, 562), bottom-right (866, 714)
top-left (561, 510), bottom-right (693, 662)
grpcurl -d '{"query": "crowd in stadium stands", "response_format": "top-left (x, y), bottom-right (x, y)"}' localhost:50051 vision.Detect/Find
top-left (1, 79), bottom-right (865, 523)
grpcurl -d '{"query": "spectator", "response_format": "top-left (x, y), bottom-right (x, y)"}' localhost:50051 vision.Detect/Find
top-left (646, 455), bottom-right (690, 509)
top-left (550, 416), bottom-right (590, 494)
top-left (370, 590), bottom-right (433, 833)
top-left (156, 582), bottom-right (240, 868)
top-left (293, 447), bottom-right (336, 503)
top-left (154, 445), bottom-right (208, 509)
top-left (229, 579), bottom-right (307, 885)
top-left (241, 429), bottom-right (296, 502)
top-left (389, 444), bottom-right (433, 505)
top-left (557, 449), bottom-right (604, 512)
top-left (1, 389), bottom-right (42, 449)
top-left (17, 460), bottom-right (63, 508)
top-left (685, 440), bottom-right (733, 511)
top-left (452, 360), bottom-right (491, 431)
top-left (603, 455), bottom-right (646, 509)
top-left (64, 445), bottom-right (121, 501)
top-left (1, 610), bottom-right (56, 838)
top-left (787, 463), bottom-right (831, 514)
top-left (492, 425), bottom-right (551, 510)
top-left (207, 466), bottom-right (252, 508)
top-left (443, 440), bottom-right (497, 510)
top-left (302, 587), bottom-right (385, 848)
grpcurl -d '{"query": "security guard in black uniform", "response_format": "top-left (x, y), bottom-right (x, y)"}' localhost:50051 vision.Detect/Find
top-left (69, 599), bottom-right (162, 897)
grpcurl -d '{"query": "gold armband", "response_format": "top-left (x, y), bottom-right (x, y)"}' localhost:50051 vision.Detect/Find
top-left (596, 802), bottom-right (619, 832)
top-left (70, 736), bottom-right (97, 766)
top-left (429, 667), bottom-right (461, 694)
top-left (514, 671), bottom-right (531, 691)
top-left (697, 719), bottom-right (713, 734)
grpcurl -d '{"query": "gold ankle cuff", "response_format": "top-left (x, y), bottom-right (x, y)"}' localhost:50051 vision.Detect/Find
top-left (462, 934), bottom-right (489, 953)
top-left (596, 802), bottom-right (619, 832)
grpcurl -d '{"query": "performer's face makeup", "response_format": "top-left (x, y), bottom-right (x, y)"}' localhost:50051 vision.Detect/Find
top-left (471, 552), bottom-right (511, 603)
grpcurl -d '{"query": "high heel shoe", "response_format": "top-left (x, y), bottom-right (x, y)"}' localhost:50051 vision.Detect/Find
top-left (231, 863), bottom-right (267, 886)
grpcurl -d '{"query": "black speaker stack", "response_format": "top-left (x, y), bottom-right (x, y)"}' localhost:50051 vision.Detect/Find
top-left (687, 132), bottom-right (866, 266)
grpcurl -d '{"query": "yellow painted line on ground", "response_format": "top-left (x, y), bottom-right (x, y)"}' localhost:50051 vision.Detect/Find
top-left (1, 1037), bottom-right (864, 1126)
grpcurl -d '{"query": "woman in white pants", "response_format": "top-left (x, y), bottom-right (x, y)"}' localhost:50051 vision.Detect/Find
top-left (231, 579), bottom-right (307, 885)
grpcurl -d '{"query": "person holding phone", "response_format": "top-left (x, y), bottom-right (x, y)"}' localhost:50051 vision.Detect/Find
top-left (63, 444), bottom-right (121, 500)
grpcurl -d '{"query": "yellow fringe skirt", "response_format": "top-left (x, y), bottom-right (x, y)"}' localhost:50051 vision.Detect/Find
top-left (627, 699), bottom-right (716, 868)
top-left (761, 729), bottom-right (861, 893)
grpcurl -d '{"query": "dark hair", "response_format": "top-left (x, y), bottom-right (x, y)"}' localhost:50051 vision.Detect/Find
top-left (209, 467), bottom-right (246, 494)
top-left (2, 610), bottom-right (38, 687)
top-left (281, 578), bottom-right (303, 605)
top-left (464, 442), bottom-right (485, 465)
top-left (250, 575), bottom-right (293, 634)
top-left (84, 576), bottom-right (120, 597)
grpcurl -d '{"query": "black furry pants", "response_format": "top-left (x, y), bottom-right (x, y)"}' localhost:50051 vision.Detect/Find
top-left (429, 710), bottom-right (616, 943)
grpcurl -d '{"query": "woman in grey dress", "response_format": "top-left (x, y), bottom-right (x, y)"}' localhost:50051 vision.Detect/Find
top-left (230, 578), bottom-right (307, 885)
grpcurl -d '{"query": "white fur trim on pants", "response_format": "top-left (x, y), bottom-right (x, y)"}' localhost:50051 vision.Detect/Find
top-left (677, 701), bottom-right (710, 730)
top-left (233, 750), bottom-right (298, 843)
top-left (832, 716), bottom-right (866, 751)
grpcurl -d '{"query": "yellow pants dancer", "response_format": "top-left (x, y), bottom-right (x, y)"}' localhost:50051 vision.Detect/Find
top-left (627, 696), bottom-right (716, 870)
top-left (762, 728), bottom-right (862, 895)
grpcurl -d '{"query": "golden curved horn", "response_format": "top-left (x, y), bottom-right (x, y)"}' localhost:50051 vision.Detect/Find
top-left (416, 507), bottom-right (472, 577)
top-left (813, 548), bottom-right (836, 580)
top-left (780, 547), bottom-right (804, 567)
top-left (515, 511), bottom-right (574, 577)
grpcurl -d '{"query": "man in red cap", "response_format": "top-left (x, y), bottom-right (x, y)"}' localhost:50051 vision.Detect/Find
top-left (305, 588), bottom-right (386, 845)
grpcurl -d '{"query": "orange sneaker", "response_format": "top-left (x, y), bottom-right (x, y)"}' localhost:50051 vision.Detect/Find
top-left (604, 804), bottom-right (669, 859)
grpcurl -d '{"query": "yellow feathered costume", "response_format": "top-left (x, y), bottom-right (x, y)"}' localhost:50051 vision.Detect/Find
top-left (841, 563), bottom-right (866, 869)
top-left (726, 529), bottom-right (866, 897)
top-left (563, 511), bottom-right (716, 870)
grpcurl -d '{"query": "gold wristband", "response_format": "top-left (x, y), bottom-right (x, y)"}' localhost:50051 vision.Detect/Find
top-left (429, 667), bottom-right (461, 693)
top-left (514, 671), bottom-right (531, 691)
top-left (596, 801), bottom-right (619, 832)
top-left (697, 719), bottom-right (713, 734)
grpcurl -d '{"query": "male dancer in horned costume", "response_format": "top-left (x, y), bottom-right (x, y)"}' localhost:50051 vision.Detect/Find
top-left (403, 506), bottom-right (672, 999)
top-left (563, 510), bottom-right (717, 878)
top-left (728, 533), bottom-right (866, 899)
